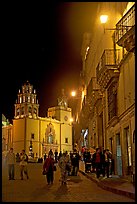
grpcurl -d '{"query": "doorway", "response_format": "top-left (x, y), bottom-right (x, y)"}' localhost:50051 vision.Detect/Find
top-left (124, 126), bottom-right (132, 175)
top-left (116, 133), bottom-right (122, 176)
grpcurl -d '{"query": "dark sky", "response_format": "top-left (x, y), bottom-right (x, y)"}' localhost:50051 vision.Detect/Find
top-left (2, 2), bottom-right (98, 122)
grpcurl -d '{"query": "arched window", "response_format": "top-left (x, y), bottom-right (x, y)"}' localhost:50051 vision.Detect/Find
top-left (28, 107), bottom-right (32, 115)
top-left (17, 108), bottom-right (20, 116)
top-left (21, 107), bottom-right (24, 115)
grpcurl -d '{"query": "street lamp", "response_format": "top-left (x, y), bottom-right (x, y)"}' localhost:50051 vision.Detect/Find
top-left (100, 14), bottom-right (133, 34)
top-left (71, 91), bottom-right (76, 97)
top-left (100, 15), bottom-right (108, 24)
top-left (70, 118), bottom-right (73, 123)
top-left (60, 122), bottom-right (64, 152)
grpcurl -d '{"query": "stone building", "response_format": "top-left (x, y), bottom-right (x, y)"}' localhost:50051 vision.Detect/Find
top-left (75, 2), bottom-right (135, 179)
top-left (13, 81), bottom-right (73, 157)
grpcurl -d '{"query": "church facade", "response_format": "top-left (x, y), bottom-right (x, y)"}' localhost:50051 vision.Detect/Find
top-left (13, 81), bottom-right (73, 157)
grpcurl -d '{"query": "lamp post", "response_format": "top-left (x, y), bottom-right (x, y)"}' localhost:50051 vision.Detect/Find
top-left (60, 122), bottom-right (64, 152)
top-left (69, 90), bottom-right (84, 151)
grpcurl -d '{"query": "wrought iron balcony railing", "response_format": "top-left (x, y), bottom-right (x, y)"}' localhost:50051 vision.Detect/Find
top-left (115, 4), bottom-right (135, 51)
top-left (96, 49), bottom-right (120, 86)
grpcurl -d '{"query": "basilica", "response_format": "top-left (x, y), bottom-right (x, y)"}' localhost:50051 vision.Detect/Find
top-left (11, 81), bottom-right (73, 157)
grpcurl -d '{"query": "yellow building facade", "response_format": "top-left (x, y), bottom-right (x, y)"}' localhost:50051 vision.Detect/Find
top-left (77, 2), bottom-right (135, 180)
top-left (13, 82), bottom-right (73, 157)
top-left (2, 114), bottom-right (13, 152)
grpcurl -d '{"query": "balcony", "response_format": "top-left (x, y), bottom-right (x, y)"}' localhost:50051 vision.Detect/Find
top-left (79, 78), bottom-right (103, 120)
top-left (96, 49), bottom-right (120, 90)
top-left (115, 4), bottom-right (135, 53)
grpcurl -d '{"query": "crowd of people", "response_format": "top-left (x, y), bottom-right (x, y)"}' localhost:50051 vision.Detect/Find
top-left (43, 148), bottom-right (80, 185)
top-left (5, 146), bottom-right (114, 185)
top-left (82, 146), bottom-right (114, 179)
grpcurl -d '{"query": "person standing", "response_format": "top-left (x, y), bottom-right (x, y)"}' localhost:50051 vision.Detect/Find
top-left (54, 149), bottom-right (58, 163)
top-left (58, 151), bottom-right (62, 160)
top-left (43, 153), bottom-right (55, 185)
top-left (58, 152), bottom-right (69, 185)
top-left (102, 149), bottom-right (111, 178)
top-left (6, 148), bottom-right (16, 180)
top-left (44, 153), bottom-right (47, 161)
top-left (48, 149), bottom-right (54, 158)
top-left (92, 148), bottom-right (102, 178)
top-left (71, 149), bottom-right (80, 176)
top-left (19, 150), bottom-right (29, 180)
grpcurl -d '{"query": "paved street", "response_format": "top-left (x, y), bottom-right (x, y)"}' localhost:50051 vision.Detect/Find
top-left (2, 162), bottom-right (135, 202)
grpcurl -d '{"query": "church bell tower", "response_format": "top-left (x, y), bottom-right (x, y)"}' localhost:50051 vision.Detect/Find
top-left (14, 81), bottom-right (39, 119)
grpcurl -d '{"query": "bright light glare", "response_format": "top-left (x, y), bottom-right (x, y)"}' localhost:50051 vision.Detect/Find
top-left (86, 46), bottom-right (89, 52)
top-left (70, 118), bottom-right (73, 123)
top-left (100, 15), bottom-right (108, 24)
top-left (71, 91), bottom-right (76, 97)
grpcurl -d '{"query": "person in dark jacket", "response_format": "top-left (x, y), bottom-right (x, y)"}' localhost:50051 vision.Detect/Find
top-left (102, 149), bottom-right (111, 178)
top-left (83, 149), bottom-right (90, 163)
top-left (44, 153), bottom-right (47, 161)
top-left (83, 149), bottom-right (91, 173)
top-left (58, 151), bottom-right (62, 160)
top-left (43, 153), bottom-right (55, 185)
top-left (54, 150), bottom-right (58, 163)
top-left (92, 148), bottom-right (102, 178)
top-left (71, 149), bottom-right (80, 176)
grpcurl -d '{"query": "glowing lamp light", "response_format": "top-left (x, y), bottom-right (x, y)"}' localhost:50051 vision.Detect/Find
top-left (70, 118), bottom-right (73, 123)
top-left (100, 15), bottom-right (108, 24)
top-left (71, 91), bottom-right (76, 97)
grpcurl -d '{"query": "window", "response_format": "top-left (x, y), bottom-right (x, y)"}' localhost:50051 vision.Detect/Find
top-left (23, 96), bottom-right (25, 102)
top-left (21, 107), bottom-right (24, 115)
top-left (34, 108), bottom-right (37, 115)
top-left (17, 108), bottom-right (20, 116)
top-left (31, 133), bottom-right (34, 139)
top-left (32, 97), bottom-right (34, 103)
top-left (28, 96), bottom-right (30, 102)
top-left (29, 87), bottom-right (32, 93)
top-left (108, 82), bottom-right (117, 121)
top-left (65, 138), bottom-right (68, 143)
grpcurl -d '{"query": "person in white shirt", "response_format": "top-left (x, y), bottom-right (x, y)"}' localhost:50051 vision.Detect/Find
top-left (6, 148), bottom-right (16, 180)
top-left (19, 149), bottom-right (29, 180)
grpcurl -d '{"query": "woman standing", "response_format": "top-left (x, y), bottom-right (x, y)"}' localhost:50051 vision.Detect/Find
top-left (58, 152), bottom-right (70, 185)
top-left (19, 149), bottom-right (29, 180)
top-left (43, 153), bottom-right (55, 185)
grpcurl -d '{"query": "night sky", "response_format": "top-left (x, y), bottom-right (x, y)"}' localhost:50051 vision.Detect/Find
top-left (2, 2), bottom-right (98, 122)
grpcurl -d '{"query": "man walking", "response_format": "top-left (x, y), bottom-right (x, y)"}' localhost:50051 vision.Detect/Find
top-left (6, 148), bottom-right (16, 180)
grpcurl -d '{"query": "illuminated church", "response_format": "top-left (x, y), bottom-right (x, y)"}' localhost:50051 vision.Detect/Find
top-left (13, 81), bottom-right (73, 157)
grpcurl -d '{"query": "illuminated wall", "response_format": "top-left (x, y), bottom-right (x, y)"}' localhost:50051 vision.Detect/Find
top-left (13, 114), bottom-right (72, 157)
top-left (79, 2), bottom-right (135, 178)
